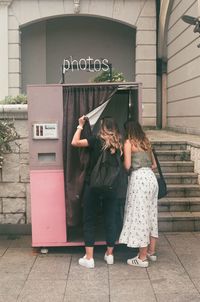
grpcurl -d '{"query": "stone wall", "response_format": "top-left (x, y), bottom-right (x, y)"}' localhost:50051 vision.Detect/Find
top-left (189, 144), bottom-right (200, 184)
top-left (0, 104), bottom-right (30, 233)
top-left (167, 0), bottom-right (200, 134)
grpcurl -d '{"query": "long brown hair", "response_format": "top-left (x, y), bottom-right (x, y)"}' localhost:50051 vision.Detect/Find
top-left (124, 120), bottom-right (151, 151)
top-left (99, 117), bottom-right (122, 153)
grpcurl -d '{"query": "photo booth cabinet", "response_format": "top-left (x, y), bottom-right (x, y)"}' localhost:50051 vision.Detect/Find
top-left (28, 82), bottom-right (142, 249)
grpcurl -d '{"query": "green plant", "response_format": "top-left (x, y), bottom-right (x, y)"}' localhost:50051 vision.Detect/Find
top-left (0, 120), bottom-right (19, 168)
top-left (92, 70), bottom-right (125, 82)
top-left (0, 94), bottom-right (27, 104)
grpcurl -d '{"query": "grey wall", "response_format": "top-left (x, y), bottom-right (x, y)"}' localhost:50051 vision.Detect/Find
top-left (21, 22), bottom-right (46, 93)
top-left (9, 0), bottom-right (157, 127)
top-left (167, 0), bottom-right (200, 134)
top-left (21, 16), bottom-right (135, 91)
top-left (46, 16), bottom-right (135, 84)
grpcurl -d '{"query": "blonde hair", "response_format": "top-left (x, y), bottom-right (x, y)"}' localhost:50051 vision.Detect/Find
top-left (124, 120), bottom-right (152, 151)
top-left (130, 137), bottom-right (152, 151)
top-left (99, 117), bottom-right (122, 153)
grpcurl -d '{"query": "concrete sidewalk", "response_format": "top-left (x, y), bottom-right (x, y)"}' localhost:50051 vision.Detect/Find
top-left (0, 233), bottom-right (200, 302)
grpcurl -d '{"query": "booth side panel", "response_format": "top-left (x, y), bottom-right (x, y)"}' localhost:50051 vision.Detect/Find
top-left (30, 170), bottom-right (67, 246)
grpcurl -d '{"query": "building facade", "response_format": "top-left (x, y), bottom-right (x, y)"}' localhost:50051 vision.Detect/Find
top-left (0, 0), bottom-right (157, 126)
top-left (166, 0), bottom-right (200, 135)
top-left (0, 0), bottom-right (200, 130)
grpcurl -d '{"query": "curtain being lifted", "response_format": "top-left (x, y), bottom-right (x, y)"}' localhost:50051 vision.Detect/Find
top-left (63, 85), bottom-right (118, 226)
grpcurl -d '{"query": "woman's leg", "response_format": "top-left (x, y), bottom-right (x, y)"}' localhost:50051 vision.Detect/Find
top-left (82, 186), bottom-right (98, 259)
top-left (103, 193), bottom-right (119, 257)
top-left (106, 246), bottom-right (114, 256)
top-left (85, 247), bottom-right (94, 259)
top-left (146, 236), bottom-right (157, 262)
top-left (148, 236), bottom-right (157, 255)
top-left (79, 186), bottom-right (98, 268)
top-left (138, 246), bottom-right (148, 261)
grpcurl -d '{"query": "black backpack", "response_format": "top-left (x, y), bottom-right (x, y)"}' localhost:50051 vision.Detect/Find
top-left (90, 149), bottom-right (121, 193)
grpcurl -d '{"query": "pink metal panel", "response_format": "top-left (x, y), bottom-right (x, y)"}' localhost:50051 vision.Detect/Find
top-left (27, 85), bottom-right (63, 170)
top-left (30, 170), bottom-right (67, 246)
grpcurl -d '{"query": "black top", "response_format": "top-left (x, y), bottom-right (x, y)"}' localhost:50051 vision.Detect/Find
top-left (87, 135), bottom-right (121, 170)
top-left (86, 135), bottom-right (128, 198)
top-left (87, 135), bottom-right (103, 173)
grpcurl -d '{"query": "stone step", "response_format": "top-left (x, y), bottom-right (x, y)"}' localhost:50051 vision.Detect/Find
top-left (152, 141), bottom-right (187, 151)
top-left (158, 161), bottom-right (194, 173)
top-left (157, 172), bottom-right (198, 184)
top-left (158, 197), bottom-right (200, 212)
top-left (156, 150), bottom-right (190, 161)
top-left (166, 184), bottom-right (200, 197)
top-left (158, 211), bottom-right (200, 231)
top-left (154, 140), bottom-right (200, 231)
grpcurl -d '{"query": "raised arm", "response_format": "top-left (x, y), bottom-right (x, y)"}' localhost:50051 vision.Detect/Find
top-left (71, 116), bottom-right (89, 148)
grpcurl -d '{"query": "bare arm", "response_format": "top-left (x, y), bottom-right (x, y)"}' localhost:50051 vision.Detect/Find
top-left (123, 139), bottom-right (132, 171)
top-left (151, 151), bottom-right (157, 170)
top-left (71, 116), bottom-right (89, 148)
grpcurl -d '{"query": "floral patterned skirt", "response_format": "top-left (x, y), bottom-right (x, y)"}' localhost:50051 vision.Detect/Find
top-left (119, 168), bottom-right (158, 248)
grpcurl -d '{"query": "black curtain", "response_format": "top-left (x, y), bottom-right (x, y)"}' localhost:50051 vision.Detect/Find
top-left (63, 85), bottom-right (118, 226)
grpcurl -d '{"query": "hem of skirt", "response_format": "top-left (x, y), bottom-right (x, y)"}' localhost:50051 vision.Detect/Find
top-left (119, 233), bottom-right (159, 248)
top-left (119, 239), bottom-right (158, 248)
top-left (119, 240), bottom-right (149, 248)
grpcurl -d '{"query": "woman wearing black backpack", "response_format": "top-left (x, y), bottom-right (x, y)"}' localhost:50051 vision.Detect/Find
top-left (71, 115), bottom-right (123, 268)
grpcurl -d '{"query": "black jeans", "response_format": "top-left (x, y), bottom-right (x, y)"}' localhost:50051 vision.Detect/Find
top-left (82, 184), bottom-right (119, 247)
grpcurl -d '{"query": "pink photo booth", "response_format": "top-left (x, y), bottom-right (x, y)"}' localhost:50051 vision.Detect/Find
top-left (28, 83), bottom-right (142, 249)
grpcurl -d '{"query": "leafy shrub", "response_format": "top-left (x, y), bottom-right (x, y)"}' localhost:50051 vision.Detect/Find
top-left (0, 120), bottom-right (19, 168)
top-left (92, 70), bottom-right (125, 82)
top-left (0, 94), bottom-right (27, 104)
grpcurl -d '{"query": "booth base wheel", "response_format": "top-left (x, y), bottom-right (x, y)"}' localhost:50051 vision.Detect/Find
top-left (40, 248), bottom-right (48, 254)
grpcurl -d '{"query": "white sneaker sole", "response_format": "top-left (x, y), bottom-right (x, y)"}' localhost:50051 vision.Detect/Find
top-left (127, 258), bottom-right (148, 268)
top-left (104, 255), bottom-right (114, 265)
top-left (78, 258), bottom-right (95, 269)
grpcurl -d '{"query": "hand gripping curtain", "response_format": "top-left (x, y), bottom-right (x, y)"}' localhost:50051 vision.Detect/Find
top-left (63, 85), bottom-right (118, 226)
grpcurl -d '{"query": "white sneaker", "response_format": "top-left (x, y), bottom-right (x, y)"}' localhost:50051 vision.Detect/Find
top-left (79, 255), bottom-right (95, 268)
top-left (104, 253), bottom-right (114, 265)
top-left (147, 253), bottom-right (157, 262)
top-left (127, 256), bottom-right (149, 268)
